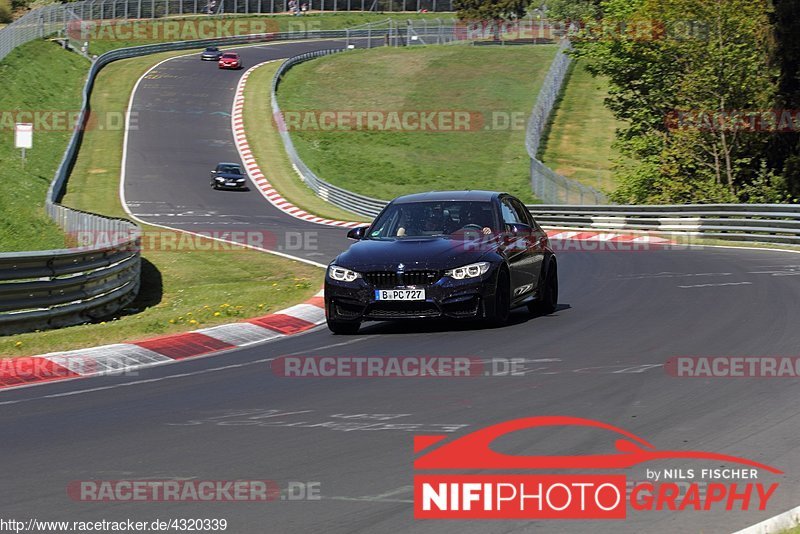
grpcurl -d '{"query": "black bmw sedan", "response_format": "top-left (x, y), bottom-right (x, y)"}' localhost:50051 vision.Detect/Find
top-left (324, 191), bottom-right (558, 334)
top-left (210, 162), bottom-right (247, 190)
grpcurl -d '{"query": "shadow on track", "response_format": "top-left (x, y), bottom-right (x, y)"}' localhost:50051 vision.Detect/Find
top-left (354, 303), bottom-right (571, 336)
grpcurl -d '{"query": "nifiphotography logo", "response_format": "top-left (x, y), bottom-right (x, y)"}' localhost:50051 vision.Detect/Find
top-left (413, 416), bottom-right (782, 520)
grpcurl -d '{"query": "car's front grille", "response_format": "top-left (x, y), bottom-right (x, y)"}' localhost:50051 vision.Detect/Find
top-left (367, 302), bottom-right (440, 319)
top-left (363, 270), bottom-right (441, 288)
top-left (363, 271), bottom-right (397, 288)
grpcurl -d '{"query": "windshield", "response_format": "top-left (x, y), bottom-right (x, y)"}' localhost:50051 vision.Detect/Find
top-left (205, 47), bottom-right (218, 52)
top-left (368, 201), bottom-right (498, 239)
top-left (221, 53), bottom-right (237, 59)
top-left (217, 165), bottom-right (241, 174)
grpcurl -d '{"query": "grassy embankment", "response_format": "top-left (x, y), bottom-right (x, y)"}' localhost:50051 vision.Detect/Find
top-left (539, 60), bottom-right (622, 194)
top-left (276, 45), bottom-right (558, 203)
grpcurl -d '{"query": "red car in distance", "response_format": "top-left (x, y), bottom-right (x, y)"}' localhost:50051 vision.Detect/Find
top-left (218, 52), bottom-right (242, 70)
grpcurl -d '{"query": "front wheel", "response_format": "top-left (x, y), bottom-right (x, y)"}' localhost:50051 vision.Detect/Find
top-left (327, 316), bottom-right (361, 335)
top-left (529, 261), bottom-right (558, 315)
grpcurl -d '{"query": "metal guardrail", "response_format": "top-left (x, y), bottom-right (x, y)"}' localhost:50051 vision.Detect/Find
top-left (272, 48), bottom-right (397, 219)
top-left (527, 204), bottom-right (800, 245)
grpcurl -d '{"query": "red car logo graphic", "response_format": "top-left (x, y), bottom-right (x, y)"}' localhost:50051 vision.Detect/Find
top-left (414, 416), bottom-right (782, 473)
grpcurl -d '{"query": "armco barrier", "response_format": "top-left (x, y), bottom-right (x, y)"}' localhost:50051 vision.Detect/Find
top-left (271, 49), bottom-right (388, 219)
top-left (527, 204), bottom-right (800, 245)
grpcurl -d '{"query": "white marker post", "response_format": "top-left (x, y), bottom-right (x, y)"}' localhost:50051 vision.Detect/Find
top-left (14, 122), bottom-right (33, 167)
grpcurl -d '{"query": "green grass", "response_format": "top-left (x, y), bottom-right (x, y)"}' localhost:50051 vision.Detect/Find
top-left (0, 48), bottom-right (323, 357)
top-left (539, 60), bottom-right (622, 194)
top-left (0, 39), bottom-right (88, 251)
top-left (87, 12), bottom-right (451, 55)
top-left (276, 45), bottom-right (557, 203)
top-left (243, 61), bottom-right (370, 222)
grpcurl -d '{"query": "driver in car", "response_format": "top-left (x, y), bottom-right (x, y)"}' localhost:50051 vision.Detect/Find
top-left (462, 205), bottom-right (494, 235)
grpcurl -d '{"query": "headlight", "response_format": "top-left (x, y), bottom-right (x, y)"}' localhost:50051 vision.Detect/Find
top-left (445, 261), bottom-right (491, 280)
top-left (328, 265), bottom-right (361, 282)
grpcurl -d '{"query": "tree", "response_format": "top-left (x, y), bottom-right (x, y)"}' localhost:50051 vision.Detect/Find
top-left (767, 0), bottom-right (800, 199)
top-left (0, 0), bottom-right (12, 24)
top-left (455, 0), bottom-right (529, 39)
top-left (542, 0), bottom-right (602, 22)
top-left (571, 0), bottom-right (784, 203)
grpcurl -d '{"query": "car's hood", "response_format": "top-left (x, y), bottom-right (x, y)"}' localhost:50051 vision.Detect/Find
top-left (216, 173), bottom-right (244, 179)
top-left (336, 236), bottom-right (494, 271)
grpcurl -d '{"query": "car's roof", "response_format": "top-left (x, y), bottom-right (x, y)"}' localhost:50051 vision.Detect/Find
top-left (391, 190), bottom-right (504, 204)
top-left (216, 162), bottom-right (241, 167)
top-left (221, 52), bottom-right (238, 56)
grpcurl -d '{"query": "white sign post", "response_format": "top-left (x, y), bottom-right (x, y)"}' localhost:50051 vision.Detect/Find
top-left (14, 122), bottom-right (33, 166)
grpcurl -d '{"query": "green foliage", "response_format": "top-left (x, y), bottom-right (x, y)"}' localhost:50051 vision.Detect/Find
top-left (0, 0), bottom-right (12, 23)
top-left (455, 0), bottom-right (528, 24)
top-left (542, 0), bottom-right (601, 21)
top-left (768, 0), bottom-right (800, 199)
top-left (573, 0), bottom-right (785, 203)
top-left (737, 162), bottom-right (792, 203)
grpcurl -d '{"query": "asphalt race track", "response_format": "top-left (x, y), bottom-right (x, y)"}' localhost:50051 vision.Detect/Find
top-left (2, 40), bottom-right (800, 533)
top-left (122, 39), bottom-right (363, 265)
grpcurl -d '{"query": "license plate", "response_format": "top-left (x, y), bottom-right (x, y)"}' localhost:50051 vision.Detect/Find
top-left (226, 182), bottom-right (238, 187)
top-left (375, 289), bottom-right (425, 301)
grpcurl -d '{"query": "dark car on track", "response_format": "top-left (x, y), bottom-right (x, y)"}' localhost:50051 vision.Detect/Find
top-left (200, 46), bottom-right (222, 61)
top-left (324, 190), bottom-right (558, 334)
top-left (218, 52), bottom-right (242, 69)
top-left (210, 162), bottom-right (247, 190)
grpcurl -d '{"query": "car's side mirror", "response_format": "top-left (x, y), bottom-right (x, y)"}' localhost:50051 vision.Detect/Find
top-left (347, 226), bottom-right (369, 240)
top-left (210, 170), bottom-right (217, 174)
top-left (506, 222), bottom-right (533, 236)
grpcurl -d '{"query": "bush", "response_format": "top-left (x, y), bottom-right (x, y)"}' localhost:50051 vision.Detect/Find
top-left (0, 0), bottom-right (12, 23)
